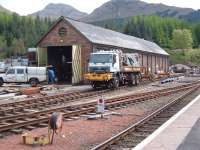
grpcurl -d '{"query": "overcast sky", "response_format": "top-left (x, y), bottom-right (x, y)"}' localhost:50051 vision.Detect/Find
top-left (0, 0), bottom-right (199, 16)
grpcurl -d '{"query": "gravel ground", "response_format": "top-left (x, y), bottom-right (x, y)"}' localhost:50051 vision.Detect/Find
top-left (0, 107), bottom-right (144, 150)
top-left (0, 87), bottom-right (194, 150)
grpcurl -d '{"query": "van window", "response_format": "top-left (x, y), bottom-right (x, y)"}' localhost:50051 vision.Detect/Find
top-left (17, 69), bottom-right (24, 74)
top-left (7, 69), bottom-right (15, 74)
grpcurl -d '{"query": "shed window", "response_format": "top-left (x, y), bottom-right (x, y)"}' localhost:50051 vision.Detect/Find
top-left (58, 27), bottom-right (67, 37)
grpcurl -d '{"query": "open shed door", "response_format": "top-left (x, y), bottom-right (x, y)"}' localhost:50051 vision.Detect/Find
top-left (72, 45), bottom-right (82, 84)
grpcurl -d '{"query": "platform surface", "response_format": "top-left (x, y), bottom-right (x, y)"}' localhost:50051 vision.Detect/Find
top-left (134, 94), bottom-right (200, 150)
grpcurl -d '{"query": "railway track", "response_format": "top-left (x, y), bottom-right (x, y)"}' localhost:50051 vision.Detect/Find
top-left (0, 81), bottom-right (150, 114)
top-left (0, 82), bottom-right (197, 121)
top-left (0, 79), bottom-right (196, 115)
top-left (0, 76), bottom-right (174, 112)
top-left (91, 83), bottom-right (200, 150)
top-left (0, 76), bottom-right (180, 115)
top-left (0, 81), bottom-right (199, 136)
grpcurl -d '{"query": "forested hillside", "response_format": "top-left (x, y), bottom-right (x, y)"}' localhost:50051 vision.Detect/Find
top-left (181, 10), bottom-right (200, 23)
top-left (0, 11), bottom-right (200, 65)
top-left (0, 12), bottom-right (52, 57)
top-left (92, 18), bottom-right (128, 32)
top-left (94, 16), bottom-right (200, 48)
top-left (124, 16), bottom-right (191, 48)
top-left (93, 15), bottom-right (200, 65)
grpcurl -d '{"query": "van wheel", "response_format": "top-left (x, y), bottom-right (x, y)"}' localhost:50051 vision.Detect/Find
top-left (30, 78), bottom-right (38, 87)
top-left (0, 79), bottom-right (3, 86)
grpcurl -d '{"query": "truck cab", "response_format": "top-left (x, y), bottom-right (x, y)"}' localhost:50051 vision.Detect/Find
top-left (88, 51), bottom-right (120, 73)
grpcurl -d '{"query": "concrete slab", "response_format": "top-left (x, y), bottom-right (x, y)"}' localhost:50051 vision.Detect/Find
top-left (177, 118), bottom-right (200, 150)
top-left (134, 94), bottom-right (200, 150)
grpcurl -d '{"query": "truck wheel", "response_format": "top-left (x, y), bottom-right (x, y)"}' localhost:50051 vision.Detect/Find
top-left (0, 79), bottom-right (3, 86)
top-left (135, 75), bottom-right (139, 86)
top-left (107, 81), bottom-right (113, 89)
top-left (30, 78), bottom-right (38, 87)
top-left (138, 73), bottom-right (142, 82)
top-left (91, 82), bottom-right (98, 90)
top-left (113, 77), bottom-right (119, 89)
top-left (120, 77), bottom-right (125, 86)
top-left (128, 74), bottom-right (135, 86)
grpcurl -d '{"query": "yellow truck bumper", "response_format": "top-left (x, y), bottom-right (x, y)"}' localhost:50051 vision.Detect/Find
top-left (84, 73), bottom-right (113, 81)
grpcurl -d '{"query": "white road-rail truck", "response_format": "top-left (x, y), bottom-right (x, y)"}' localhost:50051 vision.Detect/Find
top-left (85, 50), bottom-right (147, 89)
top-left (0, 66), bottom-right (47, 86)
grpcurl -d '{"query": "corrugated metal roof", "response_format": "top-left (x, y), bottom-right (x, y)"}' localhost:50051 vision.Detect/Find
top-left (66, 17), bottom-right (169, 56)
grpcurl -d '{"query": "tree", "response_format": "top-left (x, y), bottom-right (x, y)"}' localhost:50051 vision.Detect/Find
top-left (0, 35), bottom-right (7, 51)
top-left (185, 49), bottom-right (200, 65)
top-left (10, 38), bottom-right (26, 56)
top-left (123, 15), bottom-right (190, 49)
top-left (104, 24), bottom-right (109, 29)
top-left (172, 29), bottom-right (193, 49)
top-left (193, 23), bottom-right (200, 47)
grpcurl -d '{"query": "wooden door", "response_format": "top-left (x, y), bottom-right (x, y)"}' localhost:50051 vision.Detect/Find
top-left (72, 45), bottom-right (82, 84)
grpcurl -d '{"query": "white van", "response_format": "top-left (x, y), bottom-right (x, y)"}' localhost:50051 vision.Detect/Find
top-left (0, 66), bottom-right (47, 86)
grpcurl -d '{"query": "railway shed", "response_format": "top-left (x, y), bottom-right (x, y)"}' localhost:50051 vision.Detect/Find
top-left (36, 16), bottom-right (169, 84)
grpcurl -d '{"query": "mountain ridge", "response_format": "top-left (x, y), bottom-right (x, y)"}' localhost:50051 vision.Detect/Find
top-left (1, 0), bottom-right (200, 23)
top-left (29, 3), bottom-right (88, 20)
top-left (0, 5), bottom-right (12, 14)
top-left (81, 0), bottom-right (194, 22)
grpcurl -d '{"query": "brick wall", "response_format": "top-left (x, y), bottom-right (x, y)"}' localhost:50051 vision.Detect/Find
top-left (37, 19), bottom-right (92, 80)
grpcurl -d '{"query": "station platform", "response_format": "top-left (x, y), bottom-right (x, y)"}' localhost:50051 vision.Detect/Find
top-left (134, 94), bottom-right (200, 150)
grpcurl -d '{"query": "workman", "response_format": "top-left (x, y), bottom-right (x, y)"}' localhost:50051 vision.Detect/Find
top-left (48, 65), bottom-right (56, 84)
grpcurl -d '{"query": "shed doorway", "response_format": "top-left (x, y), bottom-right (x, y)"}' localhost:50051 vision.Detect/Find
top-left (47, 46), bottom-right (72, 83)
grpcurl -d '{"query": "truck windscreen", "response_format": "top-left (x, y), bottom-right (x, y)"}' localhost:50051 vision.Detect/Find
top-left (90, 54), bottom-right (113, 63)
